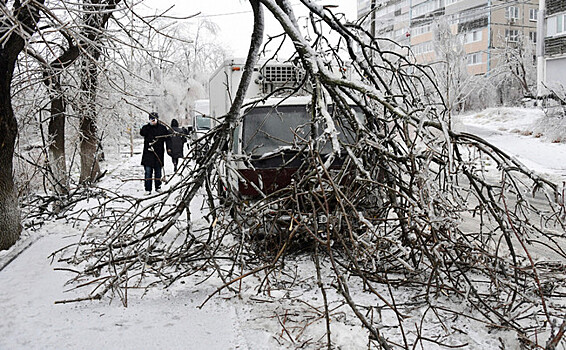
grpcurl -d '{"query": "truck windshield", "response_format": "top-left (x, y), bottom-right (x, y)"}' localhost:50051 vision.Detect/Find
top-left (196, 115), bottom-right (212, 130)
top-left (329, 105), bottom-right (363, 146)
top-left (243, 105), bottom-right (310, 155)
top-left (242, 104), bottom-right (364, 156)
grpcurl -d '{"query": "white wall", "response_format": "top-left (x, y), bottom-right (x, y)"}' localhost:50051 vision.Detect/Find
top-left (545, 56), bottom-right (566, 90)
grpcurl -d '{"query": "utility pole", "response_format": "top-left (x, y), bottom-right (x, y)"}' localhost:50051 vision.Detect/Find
top-left (536, 0), bottom-right (546, 98)
top-left (371, 0), bottom-right (376, 38)
top-left (129, 6), bottom-right (135, 157)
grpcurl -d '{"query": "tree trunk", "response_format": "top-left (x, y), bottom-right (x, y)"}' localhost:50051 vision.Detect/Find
top-left (43, 46), bottom-right (80, 195)
top-left (79, 111), bottom-right (101, 184)
top-left (47, 90), bottom-right (69, 194)
top-left (78, 0), bottom-right (122, 184)
top-left (79, 57), bottom-right (101, 184)
top-left (0, 0), bottom-right (44, 250)
top-left (0, 77), bottom-right (22, 250)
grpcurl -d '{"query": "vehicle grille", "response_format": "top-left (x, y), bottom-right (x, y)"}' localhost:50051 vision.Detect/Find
top-left (262, 65), bottom-right (304, 84)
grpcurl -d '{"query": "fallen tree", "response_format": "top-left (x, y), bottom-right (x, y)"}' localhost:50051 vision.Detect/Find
top-left (51, 1), bottom-right (566, 349)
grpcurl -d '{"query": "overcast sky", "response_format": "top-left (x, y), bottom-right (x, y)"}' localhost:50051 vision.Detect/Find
top-left (144, 0), bottom-right (358, 57)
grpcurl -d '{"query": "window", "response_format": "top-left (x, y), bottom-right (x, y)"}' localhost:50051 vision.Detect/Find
top-left (467, 52), bottom-right (482, 65)
top-left (464, 29), bottom-right (483, 43)
top-left (413, 42), bottom-right (434, 55)
top-left (243, 105), bottom-right (311, 155)
top-left (412, 2), bottom-right (430, 17)
top-left (412, 24), bottom-right (432, 36)
top-left (395, 28), bottom-right (410, 38)
top-left (547, 14), bottom-right (566, 36)
top-left (529, 8), bottom-right (538, 21)
top-left (558, 14), bottom-right (566, 34)
top-left (458, 10), bottom-right (487, 23)
top-left (411, 0), bottom-right (442, 18)
top-left (529, 31), bottom-right (537, 43)
top-left (397, 13), bottom-right (409, 22)
top-left (505, 29), bottom-right (520, 42)
top-left (506, 6), bottom-right (520, 20)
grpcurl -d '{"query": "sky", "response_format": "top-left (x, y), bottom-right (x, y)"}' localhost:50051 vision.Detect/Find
top-left (0, 107), bottom-right (565, 349)
top-left (143, 0), bottom-right (359, 57)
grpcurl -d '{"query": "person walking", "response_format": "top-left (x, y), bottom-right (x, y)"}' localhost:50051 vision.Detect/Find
top-left (166, 118), bottom-right (187, 172)
top-left (140, 112), bottom-right (170, 195)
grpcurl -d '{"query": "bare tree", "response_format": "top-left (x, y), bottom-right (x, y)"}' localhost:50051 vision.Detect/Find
top-left (183, 19), bottom-right (227, 83)
top-left (504, 35), bottom-right (537, 100)
top-left (0, 0), bottom-right (45, 250)
top-left (490, 33), bottom-right (537, 105)
top-left (431, 18), bottom-right (470, 118)
top-left (9, 0), bottom-right (133, 215)
top-left (27, 37), bottom-right (80, 196)
top-left (2, 0), bottom-right (215, 250)
top-left (77, 0), bottom-right (122, 184)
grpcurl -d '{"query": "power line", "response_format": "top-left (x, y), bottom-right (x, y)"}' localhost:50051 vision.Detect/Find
top-left (196, 10), bottom-right (252, 19)
top-left (193, 2), bottom-right (328, 19)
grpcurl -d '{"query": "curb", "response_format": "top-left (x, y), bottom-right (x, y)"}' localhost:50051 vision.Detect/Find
top-left (0, 233), bottom-right (41, 272)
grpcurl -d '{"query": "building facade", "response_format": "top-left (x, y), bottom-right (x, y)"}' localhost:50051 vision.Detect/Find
top-left (537, 0), bottom-right (566, 95)
top-left (358, 0), bottom-right (539, 76)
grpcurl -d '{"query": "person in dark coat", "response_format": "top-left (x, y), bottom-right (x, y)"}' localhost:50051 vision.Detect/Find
top-left (166, 118), bottom-right (187, 172)
top-left (140, 112), bottom-right (170, 194)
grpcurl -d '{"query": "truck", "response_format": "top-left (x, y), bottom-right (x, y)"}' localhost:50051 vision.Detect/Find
top-left (209, 58), bottom-right (360, 200)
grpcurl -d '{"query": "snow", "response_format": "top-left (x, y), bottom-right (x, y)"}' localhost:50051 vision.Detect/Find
top-left (0, 231), bottom-right (238, 349)
top-left (1, 107), bottom-right (565, 349)
top-left (456, 107), bottom-right (566, 182)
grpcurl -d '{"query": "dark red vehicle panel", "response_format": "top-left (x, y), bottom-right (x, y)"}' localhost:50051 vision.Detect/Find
top-left (237, 168), bottom-right (298, 197)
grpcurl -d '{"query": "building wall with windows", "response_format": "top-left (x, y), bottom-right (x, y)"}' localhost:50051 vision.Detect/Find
top-left (463, 26), bottom-right (489, 74)
top-left (490, 1), bottom-right (538, 48)
top-left (537, 0), bottom-right (566, 94)
top-left (358, 0), bottom-right (538, 76)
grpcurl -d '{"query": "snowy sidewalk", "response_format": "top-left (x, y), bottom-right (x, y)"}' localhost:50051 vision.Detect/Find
top-left (0, 227), bottom-right (248, 350)
top-left (0, 142), bottom-right (251, 350)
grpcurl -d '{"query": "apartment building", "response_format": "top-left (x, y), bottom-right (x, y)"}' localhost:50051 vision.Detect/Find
top-left (358, 0), bottom-right (539, 76)
top-left (537, 0), bottom-right (566, 95)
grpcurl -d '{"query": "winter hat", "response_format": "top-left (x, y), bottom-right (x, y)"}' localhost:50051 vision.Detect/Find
top-left (149, 112), bottom-right (159, 120)
top-left (171, 119), bottom-right (179, 127)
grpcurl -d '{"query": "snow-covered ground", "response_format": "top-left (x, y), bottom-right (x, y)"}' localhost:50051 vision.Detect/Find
top-left (456, 107), bottom-right (566, 183)
top-left (0, 107), bottom-right (565, 350)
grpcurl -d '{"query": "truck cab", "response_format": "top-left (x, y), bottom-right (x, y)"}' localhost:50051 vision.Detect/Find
top-left (210, 59), bottom-right (360, 200)
top-left (191, 99), bottom-right (211, 142)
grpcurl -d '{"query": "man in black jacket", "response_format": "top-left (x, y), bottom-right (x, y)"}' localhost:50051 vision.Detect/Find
top-left (140, 112), bottom-right (170, 194)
